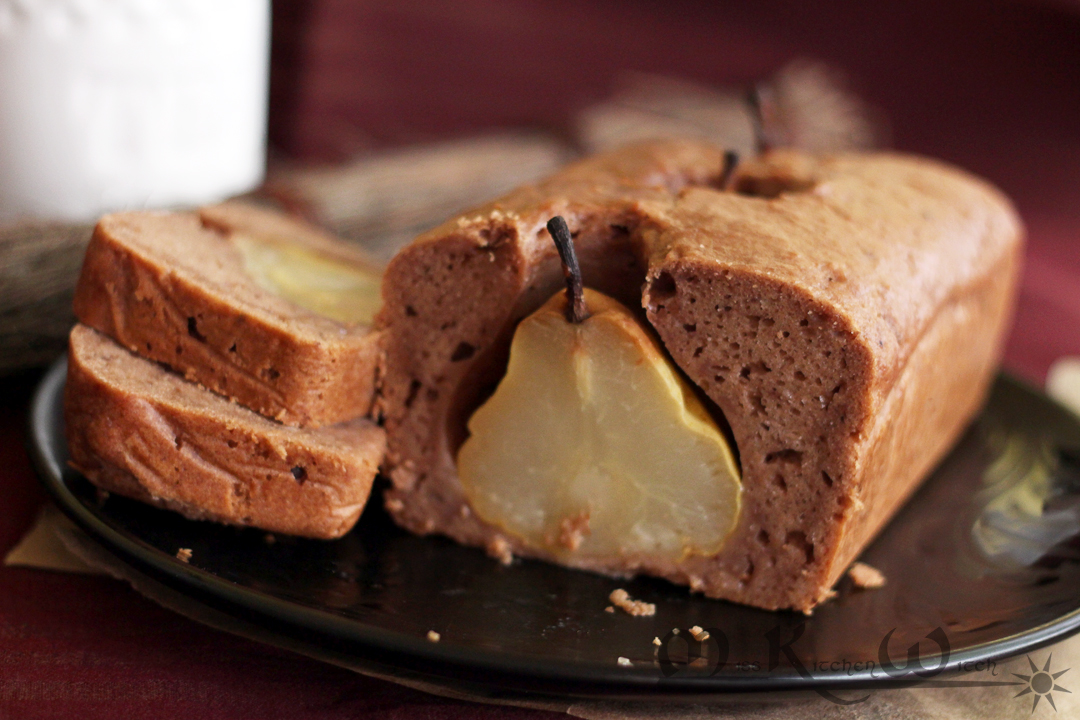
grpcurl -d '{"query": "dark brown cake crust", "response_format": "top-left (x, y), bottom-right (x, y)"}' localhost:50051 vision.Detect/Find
top-left (65, 324), bottom-right (386, 539)
top-left (375, 140), bottom-right (1023, 613)
top-left (73, 206), bottom-right (381, 428)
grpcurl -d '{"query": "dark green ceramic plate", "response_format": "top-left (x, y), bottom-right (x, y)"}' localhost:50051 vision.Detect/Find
top-left (28, 358), bottom-right (1080, 699)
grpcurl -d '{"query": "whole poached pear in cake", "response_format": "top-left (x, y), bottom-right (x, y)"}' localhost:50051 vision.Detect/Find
top-left (457, 218), bottom-right (742, 562)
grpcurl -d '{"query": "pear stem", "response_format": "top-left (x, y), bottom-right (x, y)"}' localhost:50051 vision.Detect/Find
top-left (719, 150), bottom-right (740, 190)
top-left (746, 85), bottom-right (773, 154)
top-left (546, 215), bottom-right (588, 324)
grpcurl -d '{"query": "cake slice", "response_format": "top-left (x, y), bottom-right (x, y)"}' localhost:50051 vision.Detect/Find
top-left (375, 140), bottom-right (1023, 612)
top-left (65, 324), bottom-right (385, 539)
top-left (73, 202), bottom-right (382, 428)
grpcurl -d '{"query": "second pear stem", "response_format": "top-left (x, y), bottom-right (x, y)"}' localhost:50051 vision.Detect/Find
top-left (720, 150), bottom-right (740, 190)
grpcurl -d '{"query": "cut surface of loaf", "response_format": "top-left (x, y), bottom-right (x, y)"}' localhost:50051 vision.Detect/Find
top-left (73, 201), bottom-right (382, 428)
top-left (65, 324), bottom-right (386, 539)
top-left (376, 140), bottom-right (1024, 613)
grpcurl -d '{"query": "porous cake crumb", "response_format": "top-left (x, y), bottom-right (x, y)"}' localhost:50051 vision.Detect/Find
top-left (609, 588), bottom-right (656, 617)
top-left (176, 548), bottom-right (192, 563)
top-left (848, 561), bottom-right (886, 589)
top-left (427, 630), bottom-right (441, 643)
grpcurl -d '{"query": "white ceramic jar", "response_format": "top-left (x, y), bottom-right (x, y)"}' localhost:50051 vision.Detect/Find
top-left (0, 0), bottom-right (269, 222)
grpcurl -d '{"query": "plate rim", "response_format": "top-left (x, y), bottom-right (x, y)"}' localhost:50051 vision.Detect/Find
top-left (29, 357), bottom-right (1080, 696)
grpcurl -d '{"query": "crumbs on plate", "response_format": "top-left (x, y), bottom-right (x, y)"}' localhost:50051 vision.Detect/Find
top-left (848, 561), bottom-right (886, 589)
top-left (609, 588), bottom-right (656, 617)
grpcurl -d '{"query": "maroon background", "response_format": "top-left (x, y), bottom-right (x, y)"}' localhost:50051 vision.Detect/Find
top-left (2, 1), bottom-right (1079, 717)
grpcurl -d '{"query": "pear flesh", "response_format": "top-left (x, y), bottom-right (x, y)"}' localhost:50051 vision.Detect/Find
top-left (232, 233), bottom-right (382, 326)
top-left (457, 288), bottom-right (742, 563)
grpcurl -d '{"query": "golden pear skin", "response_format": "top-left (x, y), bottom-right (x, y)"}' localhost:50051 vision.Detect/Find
top-left (457, 287), bottom-right (742, 563)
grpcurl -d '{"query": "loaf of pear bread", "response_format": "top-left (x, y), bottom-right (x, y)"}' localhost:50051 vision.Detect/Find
top-left (375, 140), bottom-right (1023, 613)
top-left (73, 202), bottom-right (382, 428)
top-left (65, 324), bottom-right (386, 539)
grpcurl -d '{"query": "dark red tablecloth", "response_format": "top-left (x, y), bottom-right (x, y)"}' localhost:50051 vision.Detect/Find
top-left (2, 1), bottom-right (1079, 718)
